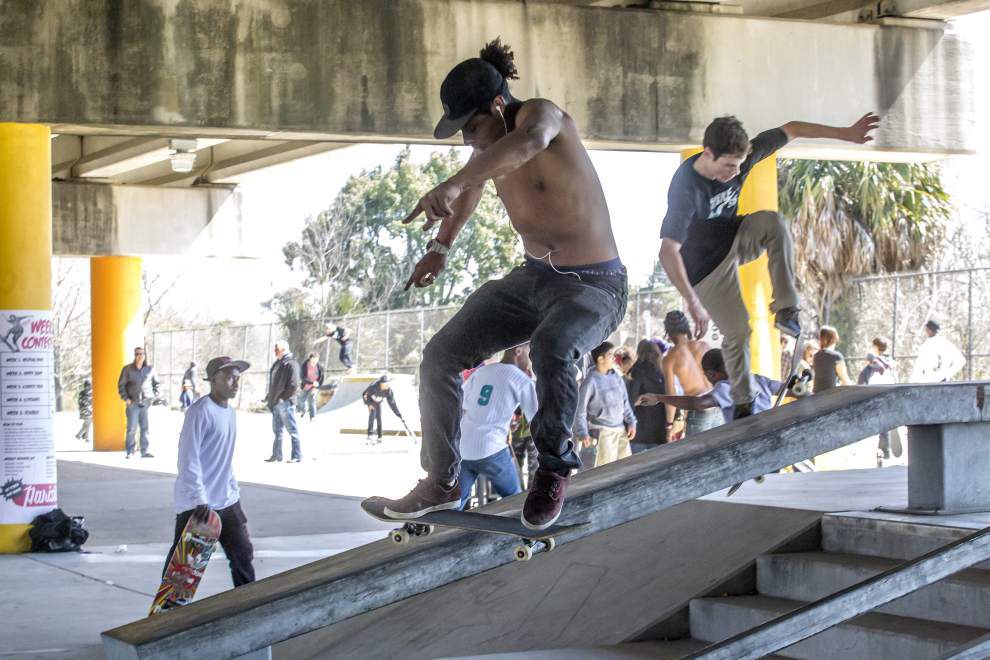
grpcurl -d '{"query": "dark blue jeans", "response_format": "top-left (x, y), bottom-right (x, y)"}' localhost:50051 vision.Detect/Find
top-left (124, 402), bottom-right (150, 455)
top-left (459, 447), bottom-right (522, 509)
top-left (271, 399), bottom-right (301, 460)
top-left (420, 259), bottom-right (627, 482)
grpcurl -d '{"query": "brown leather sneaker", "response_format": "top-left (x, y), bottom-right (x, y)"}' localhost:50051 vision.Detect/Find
top-left (522, 467), bottom-right (569, 530)
top-left (383, 478), bottom-right (461, 519)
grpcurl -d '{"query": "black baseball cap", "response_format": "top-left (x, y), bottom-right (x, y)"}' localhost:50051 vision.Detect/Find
top-left (925, 319), bottom-right (940, 333)
top-left (204, 356), bottom-right (250, 381)
top-left (434, 58), bottom-right (509, 139)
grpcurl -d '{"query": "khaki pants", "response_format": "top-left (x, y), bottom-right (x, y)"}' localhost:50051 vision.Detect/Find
top-left (593, 426), bottom-right (631, 467)
top-left (694, 211), bottom-right (799, 405)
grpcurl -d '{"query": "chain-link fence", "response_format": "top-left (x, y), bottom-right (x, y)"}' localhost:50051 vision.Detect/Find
top-left (150, 267), bottom-right (989, 409)
top-left (830, 267), bottom-right (990, 381)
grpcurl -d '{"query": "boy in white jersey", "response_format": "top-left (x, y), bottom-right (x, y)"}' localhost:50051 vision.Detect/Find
top-left (164, 356), bottom-right (255, 588)
top-left (458, 345), bottom-right (538, 510)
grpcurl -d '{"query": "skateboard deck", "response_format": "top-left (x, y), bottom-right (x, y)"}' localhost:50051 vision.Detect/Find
top-left (727, 335), bottom-right (808, 497)
top-left (361, 496), bottom-right (586, 560)
top-left (150, 510), bottom-right (222, 615)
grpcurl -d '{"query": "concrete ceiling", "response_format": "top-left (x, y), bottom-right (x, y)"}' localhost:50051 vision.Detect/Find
top-left (566, 0), bottom-right (990, 20)
top-left (50, 134), bottom-right (349, 188)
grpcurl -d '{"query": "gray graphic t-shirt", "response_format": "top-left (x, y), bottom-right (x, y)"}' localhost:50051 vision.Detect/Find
top-left (660, 128), bottom-right (788, 285)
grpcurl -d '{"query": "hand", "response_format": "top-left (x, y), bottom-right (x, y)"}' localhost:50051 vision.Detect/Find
top-left (686, 296), bottom-right (710, 340)
top-left (192, 504), bottom-right (212, 524)
top-left (843, 112), bottom-right (880, 144)
top-left (626, 426), bottom-right (637, 441)
top-left (402, 180), bottom-right (463, 231)
top-left (367, 405), bottom-right (374, 411)
top-left (636, 393), bottom-right (662, 407)
top-left (125, 398), bottom-right (133, 406)
top-left (581, 436), bottom-right (592, 448)
top-left (404, 251), bottom-right (446, 290)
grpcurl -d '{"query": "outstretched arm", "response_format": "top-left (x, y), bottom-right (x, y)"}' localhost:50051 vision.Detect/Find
top-left (781, 112), bottom-right (879, 144)
top-left (636, 392), bottom-right (717, 412)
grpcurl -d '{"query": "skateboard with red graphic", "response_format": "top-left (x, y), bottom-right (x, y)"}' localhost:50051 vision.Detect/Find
top-left (150, 510), bottom-right (222, 615)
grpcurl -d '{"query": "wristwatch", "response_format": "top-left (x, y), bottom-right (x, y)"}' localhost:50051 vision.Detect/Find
top-left (426, 238), bottom-right (450, 256)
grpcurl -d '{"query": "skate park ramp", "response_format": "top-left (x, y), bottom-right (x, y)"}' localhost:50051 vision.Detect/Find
top-left (101, 383), bottom-right (989, 659)
top-left (316, 373), bottom-right (418, 435)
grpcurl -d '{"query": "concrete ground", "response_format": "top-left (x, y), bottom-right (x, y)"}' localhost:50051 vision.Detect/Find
top-left (0, 411), bottom-right (923, 659)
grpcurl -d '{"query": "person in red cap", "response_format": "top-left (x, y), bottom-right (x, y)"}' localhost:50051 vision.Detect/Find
top-left (381, 37), bottom-right (627, 530)
top-left (163, 356), bottom-right (255, 588)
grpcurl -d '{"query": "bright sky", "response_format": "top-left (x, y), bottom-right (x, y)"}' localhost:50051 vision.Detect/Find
top-left (149, 9), bottom-right (990, 325)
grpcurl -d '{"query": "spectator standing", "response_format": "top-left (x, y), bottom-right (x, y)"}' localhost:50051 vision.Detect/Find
top-left (613, 347), bottom-right (634, 380)
top-left (857, 335), bottom-right (901, 460)
top-left (362, 374), bottom-right (405, 444)
top-left (457, 346), bottom-right (537, 509)
top-left (117, 346), bottom-right (160, 458)
top-left (662, 311), bottom-right (716, 439)
top-left (510, 409), bottom-right (538, 488)
top-left (813, 326), bottom-right (852, 393)
top-left (264, 340), bottom-right (301, 463)
top-left (798, 339), bottom-right (819, 386)
top-left (910, 319), bottom-right (965, 383)
top-left (75, 380), bottom-right (92, 442)
top-left (297, 352), bottom-right (325, 421)
top-left (166, 356), bottom-right (255, 589)
top-left (179, 381), bottom-right (196, 412)
top-left (626, 339), bottom-right (667, 451)
top-left (574, 342), bottom-right (637, 467)
top-left (182, 362), bottom-right (199, 400)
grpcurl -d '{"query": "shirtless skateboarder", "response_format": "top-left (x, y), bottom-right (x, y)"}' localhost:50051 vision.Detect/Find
top-left (380, 38), bottom-right (627, 530)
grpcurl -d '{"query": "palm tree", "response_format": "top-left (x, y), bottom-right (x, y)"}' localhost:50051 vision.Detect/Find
top-left (779, 159), bottom-right (951, 323)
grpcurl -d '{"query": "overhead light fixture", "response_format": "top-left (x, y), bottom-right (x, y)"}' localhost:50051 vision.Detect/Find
top-left (169, 138), bottom-right (198, 173)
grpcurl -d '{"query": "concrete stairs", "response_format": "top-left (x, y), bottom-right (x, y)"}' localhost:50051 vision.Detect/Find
top-left (686, 513), bottom-right (990, 659)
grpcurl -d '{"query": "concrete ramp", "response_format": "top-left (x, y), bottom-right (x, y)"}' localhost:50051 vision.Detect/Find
top-left (101, 384), bottom-right (988, 659)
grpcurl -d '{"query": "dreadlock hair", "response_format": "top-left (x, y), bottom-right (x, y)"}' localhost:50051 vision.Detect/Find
top-left (664, 310), bottom-right (692, 338)
top-left (479, 37), bottom-right (519, 81)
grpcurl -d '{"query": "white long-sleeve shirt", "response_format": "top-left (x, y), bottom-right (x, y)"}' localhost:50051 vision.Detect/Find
top-left (910, 335), bottom-right (965, 383)
top-left (174, 395), bottom-right (240, 513)
top-left (459, 363), bottom-right (538, 461)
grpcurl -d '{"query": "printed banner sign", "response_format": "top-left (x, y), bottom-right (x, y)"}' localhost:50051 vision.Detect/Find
top-left (0, 310), bottom-right (57, 524)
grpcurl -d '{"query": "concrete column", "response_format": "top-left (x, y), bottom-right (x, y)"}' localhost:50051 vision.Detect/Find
top-left (0, 123), bottom-right (55, 553)
top-left (678, 149), bottom-right (780, 378)
top-left (736, 156), bottom-right (782, 379)
top-left (90, 256), bottom-right (143, 452)
top-left (907, 423), bottom-right (990, 513)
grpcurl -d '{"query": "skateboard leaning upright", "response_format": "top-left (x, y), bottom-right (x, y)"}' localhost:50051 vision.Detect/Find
top-left (726, 335), bottom-right (809, 497)
top-left (361, 497), bottom-right (586, 561)
top-left (150, 510), bottom-right (222, 615)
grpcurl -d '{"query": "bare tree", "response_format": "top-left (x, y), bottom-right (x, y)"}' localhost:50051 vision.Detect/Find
top-left (51, 258), bottom-right (91, 411)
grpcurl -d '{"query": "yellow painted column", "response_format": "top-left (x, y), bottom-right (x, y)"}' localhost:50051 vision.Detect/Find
top-left (680, 149), bottom-right (781, 379)
top-left (0, 123), bottom-right (54, 553)
top-left (736, 157), bottom-right (782, 380)
top-left (90, 256), bottom-right (143, 452)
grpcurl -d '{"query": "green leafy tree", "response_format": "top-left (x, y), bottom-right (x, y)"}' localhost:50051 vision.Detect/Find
top-left (281, 148), bottom-right (521, 320)
top-left (779, 159), bottom-right (951, 322)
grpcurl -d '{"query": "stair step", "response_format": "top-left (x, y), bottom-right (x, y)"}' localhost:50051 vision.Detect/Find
top-left (822, 514), bottom-right (990, 569)
top-left (689, 595), bottom-right (987, 660)
top-left (757, 551), bottom-right (990, 629)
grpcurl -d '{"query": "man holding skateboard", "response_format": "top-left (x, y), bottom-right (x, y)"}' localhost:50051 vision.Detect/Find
top-left (380, 38), bottom-right (627, 530)
top-left (658, 113), bottom-right (879, 419)
top-left (164, 356), bottom-right (256, 588)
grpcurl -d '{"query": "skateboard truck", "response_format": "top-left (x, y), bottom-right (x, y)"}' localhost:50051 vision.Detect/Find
top-left (387, 521), bottom-right (558, 561)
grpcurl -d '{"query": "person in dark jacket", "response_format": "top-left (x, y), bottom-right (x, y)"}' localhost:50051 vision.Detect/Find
top-left (75, 380), bottom-right (93, 442)
top-left (296, 352), bottom-right (325, 421)
top-left (626, 339), bottom-right (667, 452)
top-left (181, 361), bottom-right (199, 400)
top-left (362, 374), bottom-right (404, 444)
top-left (323, 323), bottom-right (355, 371)
top-left (264, 340), bottom-right (302, 463)
top-left (117, 347), bottom-right (161, 458)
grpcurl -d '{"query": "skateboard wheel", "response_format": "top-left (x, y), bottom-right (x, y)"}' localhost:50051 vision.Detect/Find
top-left (545, 537), bottom-right (556, 552)
top-left (514, 545), bottom-right (533, 561)
top-left (754, 475), bottom-right (765, 484)
top-left (424, 524), bottom-right (436, 536)
top-left (390, 529), bottom-right (409, 544)
top-left (792, 382), bottom-right (808, 397)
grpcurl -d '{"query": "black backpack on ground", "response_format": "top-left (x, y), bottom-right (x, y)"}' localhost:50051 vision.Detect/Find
top-left (28, 508), bottom-right (89, 552)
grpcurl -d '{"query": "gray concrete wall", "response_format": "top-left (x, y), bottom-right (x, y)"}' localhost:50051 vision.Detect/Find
top-left (0, 0), bottom-right (977, 156)
top-left (53, 181), bottom-right (252, 257)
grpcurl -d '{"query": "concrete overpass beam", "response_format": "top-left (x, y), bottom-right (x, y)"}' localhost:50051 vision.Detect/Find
top-left (0, 0), bottom-right (977, 157)
top-left (52, 182), bottom-right (253, 258)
